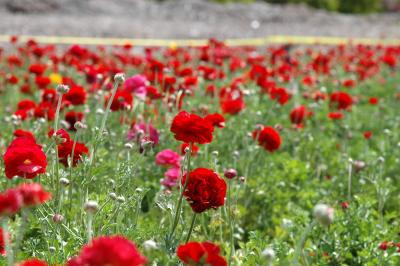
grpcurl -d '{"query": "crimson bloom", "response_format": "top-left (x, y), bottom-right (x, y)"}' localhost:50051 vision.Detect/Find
top-left (65, 111), bottom-right (84, 131)
top-left (180, 143), bottom-right (199, 156)
top-left (0, 189), bottom-right (22, 216)
top-left (205, 113), bottom-right (225, 128)
top-left (4, 137), bottom-right (47, 179)
top-left (63, 86), bottom-right (87, 105)
top-left (330, 91), bottom-right (352, 110)
top-left (252, 126), bottom-right (281, 152)
top-left (177, 241), bottom-right (227, 266)
top-left (16, 183), bottom-right (51, 207)
top-left (290, 105), bottom-right (310, 125)
top-left (67, 235), bottom-right (147, 266)
top-left (105, 90), bottom-right (133, 111)
top-left (58, 141), bottom-right (89, 167)
top-left (182, 168), bottom-right (226, 213)
top-left (170, 111), bottom-right (214, 144)
top-left (17, 259), bottom-right (48, 266)
top-left (0, 227), bottom-right (5, 255)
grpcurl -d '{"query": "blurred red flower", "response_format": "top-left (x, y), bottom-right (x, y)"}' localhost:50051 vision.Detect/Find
top-left (177, 241), bottom-right (227, 266)
top-left (252, 126), bottom-right (281, 152)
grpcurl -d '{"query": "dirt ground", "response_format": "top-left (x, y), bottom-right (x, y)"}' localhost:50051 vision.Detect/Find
top-left (0, 0), bottom-right (399, 40)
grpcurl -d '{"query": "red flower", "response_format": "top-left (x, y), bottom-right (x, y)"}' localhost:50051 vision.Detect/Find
top-left (182, 168), bottom-right (226, 213)
top-left (67, 235), bottom-right (147, 266)
top-left (368, 97), bottom-right (379, 105)
top-left (34, 102), bottom-right (55, 121)
top-left (0, 227), bottom-right (6, 255)
top-left (0, 189), bottom-right (22, 216)
top-left (17, 259), bottom-right (48, 266)
top-left (205, 113), bottom-right (225, 128)
top-left (270, 87), bottom-right (291, 105)
top-left (177, 241), bottom-right (227, 266)
top-left (105, 90), bottom-right (133, 111)
top-left (35, 76), bottom-right (51, 89)
top-left (363, 131), bottom-right (372, 139)
top-left (48, 128), bottom-right (72, 142)
top-left (63, 86), bottom-right (87, 105)
top-left (290, 105), bottom-right (310, 125)
top-left (180, 143), bottom-right (199, 156)
top-left (17, 99), bottom-right (36, 111)
top-left (65, 111), bottom-right (84, 131)
top-left (58, 141), bottom-right (89, 167)
top-left (170, 111), bottom-right (214, 144)
top-left (16, 183), bottom-right (51, 207)
top-left (252, 126), bottom-right (281, 152)
top-left (4, 137), bottom-right (47, 179)
top-left (328, 112), bottom-right (344, 120)
top-left (28, 64), bottom-right (47, 76)
top-left (13, 129), bottom-right (35, 140)
top-left (379, 241), bottom-right (389, 251)
top-left (330, 91), bottom-right (352, 110)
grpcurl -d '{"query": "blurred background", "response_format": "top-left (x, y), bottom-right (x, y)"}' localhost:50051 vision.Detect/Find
top-left (0, 0), bottom-right (399, 39)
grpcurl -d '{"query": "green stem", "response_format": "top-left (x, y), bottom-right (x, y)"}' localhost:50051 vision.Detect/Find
top-left (227, 181), bottom-right (235, 264)
top-left (87, 213), bottom-right (93, 242)
top-left (185, 213), bottom-right (197, 243)
top-left (292, 220), bottom-right (316, 266)
top-left (2, 218), bottom-right (14, 266)
top-left (168, 142), bottom-right (193, 242)
top-left (347, 160), bottom-right (352, 202)
top-left (14, 209), bottom-right (29, 256)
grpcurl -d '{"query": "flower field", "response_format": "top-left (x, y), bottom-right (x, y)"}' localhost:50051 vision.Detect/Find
top-left (0, 37), bottom-right (399, 265)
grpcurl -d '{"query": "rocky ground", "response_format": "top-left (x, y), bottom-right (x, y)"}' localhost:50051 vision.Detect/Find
top-left (0, 0), bottom-right (399, 40)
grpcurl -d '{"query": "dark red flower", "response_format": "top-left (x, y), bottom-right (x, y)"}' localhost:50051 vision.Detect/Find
top-left (48, 128), bottom-right (71, 142)
top-left (34, 102), bottom-right (55, 121)
top-left (170, 111), bottom-right (214, 144)
top-left (0, 227), bottom-right (5, 255)
top-left (270, 87), bottom-right (291, 105)
top-left (177, 241), bottom-right (227, 266)
top-left (328, 112), bottom-right (344, 120)
top-left (330, 91), bottom-right (352, 110)
top-left (57, 140), bottom-right (89, 167)
top-left (205, 113), bottom-right (225, 128)
top-left (363, 131), bottom-right (372, 139)
top-left (63, 86), bottom-right (87, 105)
top-left (67, 235), bottom-right (147, 266)
top-left (17, 99), bottom-right (36, 111)
top-left (379, 241), bottom-right (389, 251)
top-left (290, 105), bottom-right (310, 125)
top-left (368, 97), bottom-right (379, 105)
top-left (105, 90), bottom-right (133, 111)
top-left (4, 137), bottom-right (47, 179)
top-left (252, 126), bottom-right (281, 152)
top-left (13, 129), bottom-right (35, 140)
top-left (16, 183), bottom-right (51, 207)
top-left (182, 168), bottom-right (226, 213)
top-left (17, 259), bottom-right (48, 266)
top-left (0, 189), bottom-right (22, 216)
top-left (28, 64), bottom-right (47, 76)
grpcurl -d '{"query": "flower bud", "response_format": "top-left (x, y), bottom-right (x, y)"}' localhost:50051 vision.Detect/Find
top-left (59, 178), bottom-right (70, 186)
top-left (313, 203), bottom-right (334, 226)
top-left (52, 214), bottom-right (64, 223)
top-left (114, 73), bottom-right (125, 84)
top-left (143, 240), bottom-right (158, 251)
top-left (109, 192), bottom-right (117, 200)
top-left (56, 84), bottom-right (70, 94)
top-left (224, 168), bottom-right (237, 179)
top-left (117, 196), bottom-right (126, 203)
top-left (84, 201), bottom-right (99, 214)
top-left (239, 176), bottom-right (246, 183)
top-left (74, 121), bottom-right (87, 131)
top-left (261, 247), bottom-right (275, 262)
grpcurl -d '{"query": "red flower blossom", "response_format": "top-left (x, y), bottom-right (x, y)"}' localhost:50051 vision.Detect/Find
top-left (17, 99), bottom-right (36, 111)
top-left (13, 129), bottom-right (35, 140)
top-left (177, 241), bottom-right (227, 266)
top-left (182, 168), bottom-right (226, 213)
top-left (105, 90), bottom-right (133, 111)
top-left (363, 131), bottom-right (372, 139)
top-left (170, 111), bottom-right (214, 144)
top-left (290, 105), bottom-right (310, 125)
top-left (16, 183), bottom-right (51, 207)
top-left (67, 235), bottom-right (147, 266)
top-left (270, 87), bottom-right (291, 105)
top-left (328, 112), bottom-right (344, 120)
top-left (205, 113), bottom-right (225, 128)
top-left (0, 227), bottom-right (5, 255)
top-left (4, 137), bottom-right (47, 179)
top-left (368, 97), bottom-right (379, 105)
top-left (58, 141), bottom-right (89, 167)
top-left (252, 126), bottom-right (281, 152)
top-left (28, 64), bottom-right (47, 76)
top-left (220, 97), bottom-right (245, 115)
top-left (330, 91), bottom-right (352, 110)
top-left (17, 259), bottom-right (48, 266)
top-left (0, 189), bottom-right (22, 216)
top-left (63, 86), bottom-right (87, 105)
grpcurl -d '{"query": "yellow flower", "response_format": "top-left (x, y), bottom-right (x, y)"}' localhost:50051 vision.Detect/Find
top-left (49, 73), bottom-right (62, 84)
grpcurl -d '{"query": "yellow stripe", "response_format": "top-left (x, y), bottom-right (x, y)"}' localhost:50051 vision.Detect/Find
top-left (0, 35), bottom-right (399, 46)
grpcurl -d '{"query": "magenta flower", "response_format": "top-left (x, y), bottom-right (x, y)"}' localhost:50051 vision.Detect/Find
top-left (155, 149), bottom-right (181, 168)
top-left (161, 167), bottom-right (180, 189)
top-left (124, 74), bottom-right (147, 100)
top-left (127, 123), bottom-right (159, 146)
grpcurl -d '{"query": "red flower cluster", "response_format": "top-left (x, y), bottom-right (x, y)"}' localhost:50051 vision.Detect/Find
top-left (49, 129), bottom-right (89, 167)
top-left (0, 183), bottom-right (51, 216)
top-left (182, 168), bottom-right (227, 213)
top-left (4, 135), bottom-right (47, 179)
top-left (252, 126), bottom-right (281, 152)
top-left (67, 236), bottom-right (147, 266)
top-left (17, 259), bottom-right (48, 266)
top-left (177, 241), bottom-right (227, 266)
top-left (170, 111), bottom-right (215, 144)
top-left (330, 91), bottom-right (353, 110)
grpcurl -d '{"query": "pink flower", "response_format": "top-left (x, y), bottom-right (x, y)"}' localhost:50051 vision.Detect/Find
top-left (161, 167), bottom-right (180, 189)
top-left (124, 75), bottom-right (147, 100)
top-left (155, 149), bottom-right (181, 168)
top-left (127, 123), bottom-right (159, 146)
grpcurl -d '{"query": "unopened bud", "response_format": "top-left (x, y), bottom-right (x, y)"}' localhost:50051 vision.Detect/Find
top-left (313, 203), bottom-right (334, 226)
top-left (84, 201), bottom-right (99, 214)
top-left (261, 247), bottom-right (275, 262)
top-left (52, 214), bottom-right (64, 223)
top-left (59, 178), bottom-right (70, 186)
top-left (74, 121), bottom-right (87, 131)
top-left (224, 168), bottom-right (237, 179)
top-left (114, 73), bottom-right (125, 83)
top-left (143, 240), bottom-right (158, 251)
top-left (56, 84), bottom-right (70, 94)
